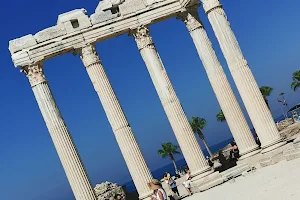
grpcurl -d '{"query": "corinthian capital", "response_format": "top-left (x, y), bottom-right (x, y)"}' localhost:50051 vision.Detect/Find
top-left (22, 63), bottom-right (46, 87)
top-left (77, 44), bottom-right (101, 68)
top-left (131, 26), bottom-right (154, 50)
top-left (180, 9), bottom-right (203, 32)
top-left (202, 0), bottom-right (221, 13)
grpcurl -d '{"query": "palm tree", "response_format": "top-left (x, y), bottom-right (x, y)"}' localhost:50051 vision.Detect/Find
top-left (189, 117), bottom-right (213, 157)
top-left (158, 142), bottom-right (181, 173)
top-left (216, 110), bottom-right (226, 122)
top-left (291, 70), bottom-right (300, 91)
top-left (259, 86), bottom-right (273, 109)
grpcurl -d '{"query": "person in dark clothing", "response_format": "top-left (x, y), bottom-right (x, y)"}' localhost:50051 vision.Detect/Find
top-left (230, 141), bottom-right (240, 161)
top-left (218, 150), bottom-right (227, 171)
top-left (253, 130), bottom-right (261, 147)
top-left (208, 158), bottom-right (214, 167)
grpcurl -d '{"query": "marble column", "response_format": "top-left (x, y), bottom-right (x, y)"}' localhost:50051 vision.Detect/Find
top-left (22, 63), bottom-right (97, 200)
top-left (202, 0), bottom-right (285, 152)
top-left (77, 44), bottom-right (153, 199)
top-left (179, 8), bottom-right (260, 158)
top-left (131, 26), bottom-right (211, 177)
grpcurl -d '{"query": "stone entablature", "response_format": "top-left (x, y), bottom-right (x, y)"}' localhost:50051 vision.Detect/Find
top-left (9, 0), bottom-right (197, 68)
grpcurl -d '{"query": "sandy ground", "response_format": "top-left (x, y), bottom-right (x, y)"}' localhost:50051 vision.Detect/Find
top-left (186, 158), bottom-right (300, 200)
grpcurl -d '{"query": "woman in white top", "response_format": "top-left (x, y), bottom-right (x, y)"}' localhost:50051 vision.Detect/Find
top-left (148, 179), bottom-right (167, 200)
top-left (182, 167), bottom-right (192, 196)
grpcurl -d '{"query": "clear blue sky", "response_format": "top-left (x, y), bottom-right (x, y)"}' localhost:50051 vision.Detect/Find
top-left (1, 0), bottom-right (300, 199)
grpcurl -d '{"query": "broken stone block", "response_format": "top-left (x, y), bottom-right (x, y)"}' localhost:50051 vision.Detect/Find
top-left (90, 10), bottom-right (118, 25)
top-left (34, 24), bottom-right (67, 43)
top-left (9, 34), bottom-right (37, 54)
top-left (57, 9), bottom-right (92, 33)
top-left (119, 0), bottom-right (147, 16)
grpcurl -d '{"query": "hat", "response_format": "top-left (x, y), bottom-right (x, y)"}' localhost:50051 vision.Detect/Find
top-left (147, 179), bottom-right (162, 190)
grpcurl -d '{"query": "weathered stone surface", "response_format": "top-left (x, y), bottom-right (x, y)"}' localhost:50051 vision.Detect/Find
top-left (10, 0), bottom-right (182, 67)
top-left (285, 152), bottom-right (300, 161)
top-left (271, 152), bottom-right (285, 164)
top-left (90, 10), bottom-right (118, 25)
top-left (34, 24), bottom-right (67, 43)
top-left (11, 51), bottom-right (31, 67)
top-left (9, 34), bottom-right (37, 54)
top-left (94, 182), bottom-right (126, 200)
top-left (220, 164), bottom-right (250, 179)
top-left (95, 0), bottom-right (125, 13)
top-left (119, 0), bottom-right (147, 16)
top-left (57, 9), bottom-right (92, 33)
top-left (143, 0), bottom-right (165, 6)
top-left (277, 118), bottom-right (294, 131)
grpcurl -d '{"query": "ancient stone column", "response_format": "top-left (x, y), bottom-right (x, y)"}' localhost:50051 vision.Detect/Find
top-left (180, 8), bottom-right (260, 158)
top-left (77, 44), bottom-right (153, 199)
top-left (22, 63), bottom-right (97, 200)
top-left (202, 0), bottom-right (285, 152)
top-left (131, 26), bottom-right (211, 177)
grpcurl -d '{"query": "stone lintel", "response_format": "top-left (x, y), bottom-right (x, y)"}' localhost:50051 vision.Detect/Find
top-left (9, 0), bottom-right (184, 67)
top-left (9, 34), bottom-right (37, 54)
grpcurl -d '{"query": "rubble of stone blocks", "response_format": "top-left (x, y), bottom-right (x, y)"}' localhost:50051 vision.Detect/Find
top-left (94, 181), bottom-right (126, 200)
top-left (259, 143), bottom-right (300, 168)
top-left (276, 118), bottom-right (294, 131)
top-left (279, 122), bottom-right (300, 141)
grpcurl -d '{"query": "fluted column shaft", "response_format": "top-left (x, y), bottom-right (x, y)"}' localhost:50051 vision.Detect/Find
top-left (131, 26), bottom-right (211, 177)
top-left (202, 0), bottom-right (284, 150)
top-left (180, 9), bottom-right (259, 156)
top-left (78, 44), bottom-right (153, 199)
top-left (22, 64), bottom-right (97, 200)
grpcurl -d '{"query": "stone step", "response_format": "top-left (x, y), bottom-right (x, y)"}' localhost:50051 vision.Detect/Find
top-left (191, 172), bottom-right (224, 193)
top-left (221, 163), bottom-right (250, 180)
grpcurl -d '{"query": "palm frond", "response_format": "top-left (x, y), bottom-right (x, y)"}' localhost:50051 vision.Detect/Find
top-left (158, 142), bottom-right (181, 158)
top-left (259, 86), bottom-right (273, 97)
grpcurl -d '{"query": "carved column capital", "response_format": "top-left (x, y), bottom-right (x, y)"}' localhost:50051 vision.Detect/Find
top-left (22, 63), bottom-right (46, 87)
top-left (202, 0), bottom-right (222, 13)
top-left (180, 10), bottom-right (203, 32)
top-left (131, 26), bottom-right (154, 50)
top-left (77, 44), bottom-right (101, 67)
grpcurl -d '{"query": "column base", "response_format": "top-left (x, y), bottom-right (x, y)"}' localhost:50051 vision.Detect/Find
top-left (261, 140), bottom-right (287, 154)
top-left (139, 192), bottom-right (153, 200)
top-left (239, 148), bottom-right (261, 160)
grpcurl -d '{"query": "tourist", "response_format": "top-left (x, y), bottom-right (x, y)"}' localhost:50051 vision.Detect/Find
top-left (148, 179), bottom-right (167, 200)
top-left (164, 173), bottom-right (180, 197)
top-left (230, 141), bottom-right (240, 161)
top-left (114, 194), bottom-right (123, 200)
top-left (207, 156), bottom-right (214, 167)
top-left (217, 150), bottom-right (227, 171)
top-left (182, 167), bottom-right (192, 196)
top-left (253, 128), bottom-right (261, 147)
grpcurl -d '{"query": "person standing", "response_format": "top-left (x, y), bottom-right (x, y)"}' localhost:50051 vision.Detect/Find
top-left (230, 141), bottom-right (240, 161)
top-left (148, 179), bottom-right (167, 200)
top-left (182, 167), bottom-right (192, 196)
top-left (164, 173), bottom-right (180, 197)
